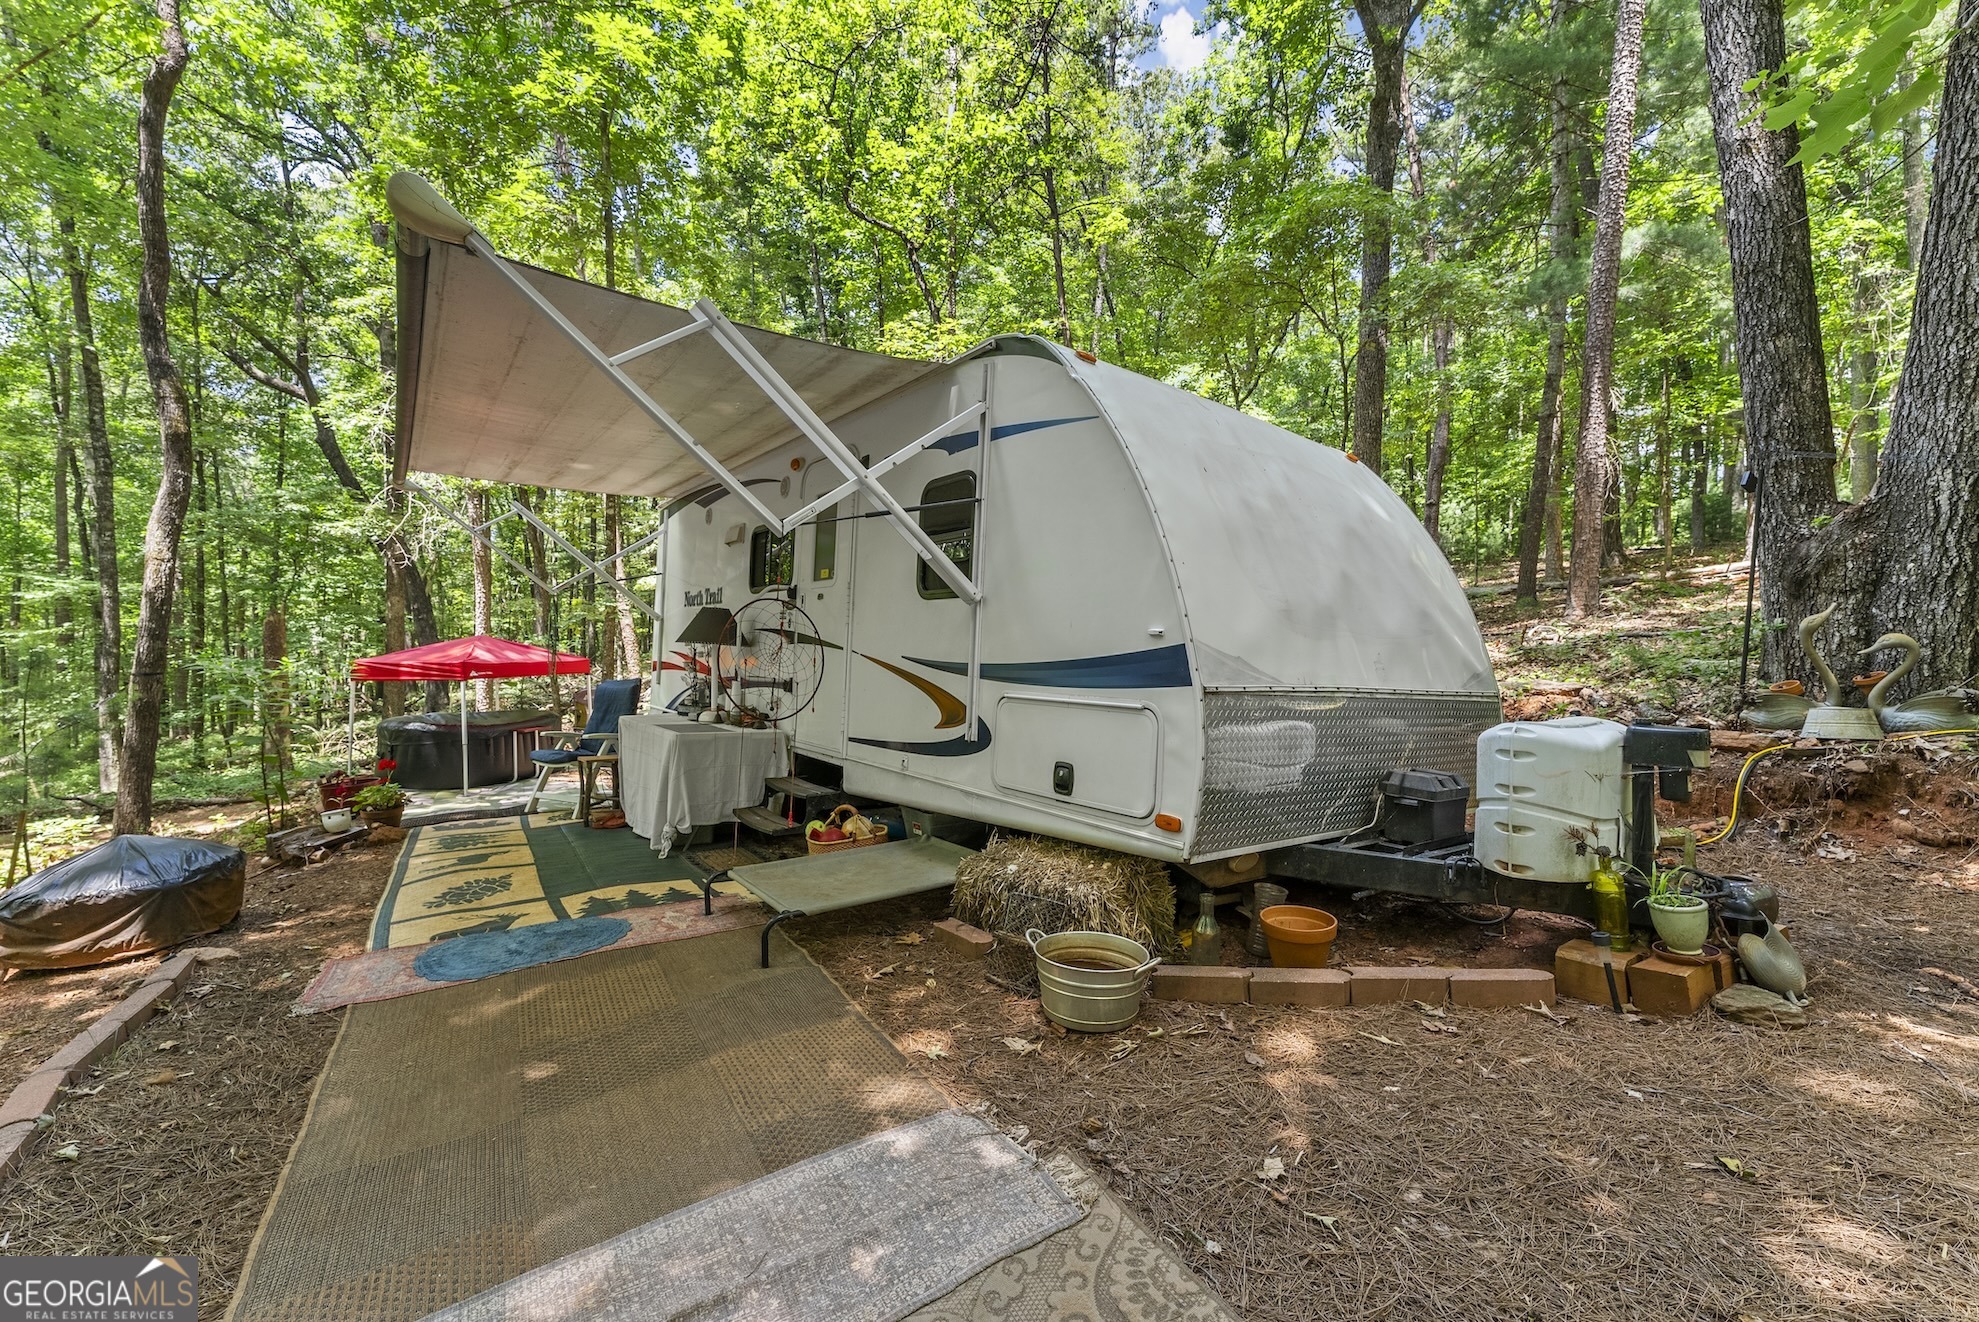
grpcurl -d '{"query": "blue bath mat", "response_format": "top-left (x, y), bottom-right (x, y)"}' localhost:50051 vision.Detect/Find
top-left (412, 916), bottom-right (632, 984)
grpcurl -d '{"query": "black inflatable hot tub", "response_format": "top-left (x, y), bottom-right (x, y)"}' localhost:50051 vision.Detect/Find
top-left (378, 709), bottom-right (557, 790)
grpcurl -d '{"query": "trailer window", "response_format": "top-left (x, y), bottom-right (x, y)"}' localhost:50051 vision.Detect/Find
top-left (749, 526), bottom-right (793, 591)
top-left (916, 473), bottom-right (975, 599)
top-left (812, 505), bottom-right (838, 581)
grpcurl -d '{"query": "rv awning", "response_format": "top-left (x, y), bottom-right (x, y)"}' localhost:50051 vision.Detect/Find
top-left (393, 233), bottom-right (939, 500)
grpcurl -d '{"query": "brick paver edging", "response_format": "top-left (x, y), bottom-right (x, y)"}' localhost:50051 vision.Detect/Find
top-left (0, 947), bottom-right (234, 1190)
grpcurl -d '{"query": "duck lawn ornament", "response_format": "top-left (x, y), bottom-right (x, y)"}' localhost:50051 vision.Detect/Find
top-left (1858, 634), bottom-right (1979, 734)
top-left (1736, 915), bottom-right (1809, 1007)
top-left (1744, 606), bottom-right (1883, 739)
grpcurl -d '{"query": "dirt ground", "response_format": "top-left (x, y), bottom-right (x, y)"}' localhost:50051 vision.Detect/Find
top-left (792, 755), bottom-right (1979, 1322)
top-left (0, 842), bottom-right (390, 1318)
top-left (2, 746), bottom-right (1977, 1321)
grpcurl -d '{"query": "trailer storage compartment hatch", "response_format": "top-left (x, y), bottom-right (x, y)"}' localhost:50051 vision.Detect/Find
top-left (992, 697), bottom-right (1159, 818)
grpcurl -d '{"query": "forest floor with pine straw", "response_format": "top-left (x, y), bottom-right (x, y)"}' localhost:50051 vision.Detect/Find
top-left (794, 754), bottom-right (1979, 1322)
top-left (0, 841), bottom-right (391, 1319)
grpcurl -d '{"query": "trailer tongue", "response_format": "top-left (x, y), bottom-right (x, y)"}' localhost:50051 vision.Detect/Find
top-left (1265, 720), bottom-right (1713, 924)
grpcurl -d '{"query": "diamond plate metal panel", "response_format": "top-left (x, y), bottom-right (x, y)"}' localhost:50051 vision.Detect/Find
top-left (1194, 690), bottom-right (1502, 857)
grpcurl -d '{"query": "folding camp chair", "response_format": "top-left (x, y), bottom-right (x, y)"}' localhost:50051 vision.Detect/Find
top-left (525, 678), bottom-right (642, 820)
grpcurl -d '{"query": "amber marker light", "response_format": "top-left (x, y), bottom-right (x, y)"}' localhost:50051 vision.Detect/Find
top-left (1154, 813), bottom-right (1183, 833)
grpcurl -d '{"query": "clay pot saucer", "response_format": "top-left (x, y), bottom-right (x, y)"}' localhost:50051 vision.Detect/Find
top-left (1650, 940), bottom-right (1724, 966)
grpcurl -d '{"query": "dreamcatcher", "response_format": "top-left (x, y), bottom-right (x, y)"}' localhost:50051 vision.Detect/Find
top-left (717, 595), bottom-right (827, 724)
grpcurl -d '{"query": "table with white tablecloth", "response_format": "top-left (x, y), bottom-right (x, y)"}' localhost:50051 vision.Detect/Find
top-left (616, 713), bottom-right (791, 856)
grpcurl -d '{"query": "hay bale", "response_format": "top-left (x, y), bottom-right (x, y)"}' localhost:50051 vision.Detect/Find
top-left (953, 834), bottom-right (1175, 954)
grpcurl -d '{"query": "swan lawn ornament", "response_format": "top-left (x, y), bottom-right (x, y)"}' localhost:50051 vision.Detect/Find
top-left (1859, 633), bottom-right (1979, 734)
top-left (1743, 606), bottom-right (1882, 738)
top-left (1793, 605), bottom-right (1886, 741)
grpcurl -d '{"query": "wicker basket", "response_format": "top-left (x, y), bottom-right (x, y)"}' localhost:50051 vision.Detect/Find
top-left (806, 804), bottom-right (889, 855)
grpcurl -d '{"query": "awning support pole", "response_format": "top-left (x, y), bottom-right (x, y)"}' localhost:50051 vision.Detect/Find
top-left (461, 681), bottom-right (471, 793)
top-left (550, 523), bottom-right (664, 594)
top-left (782, 401), bottom-right (985, 533)
top-left (691, 299), bottom-right (983, 605)
top-left (965, 362), bottom-right (992, 741)
top-left (461, 232), bottom-right (787, 533)
top-left (451, 226), bottom-right (982, 608)
top-left (511, 500), bottom-right (663, 625)
top-left (404, 479), bottom-right (556, 597)
top-left (347, 681), bottom-right (357, 774)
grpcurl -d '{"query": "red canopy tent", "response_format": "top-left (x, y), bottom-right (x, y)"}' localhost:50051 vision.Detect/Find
top-left (346, 636), bottom-right (593, 788)
top-left (350, 636), bottom-right (590, 682)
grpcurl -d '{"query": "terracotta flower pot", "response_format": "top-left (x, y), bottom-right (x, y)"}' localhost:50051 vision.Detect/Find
top-left (360, 806), bottom-right (405, 829)
top-left (1259, 904), bottom-right (1338, 968)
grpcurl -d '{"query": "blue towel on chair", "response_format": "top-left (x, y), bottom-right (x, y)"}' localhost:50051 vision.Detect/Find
top-left (530, 747), bottom-right (582, 766)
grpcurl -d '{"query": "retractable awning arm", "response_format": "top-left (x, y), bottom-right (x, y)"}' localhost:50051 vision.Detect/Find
top-left (386, 172), bottom-right (983, 606)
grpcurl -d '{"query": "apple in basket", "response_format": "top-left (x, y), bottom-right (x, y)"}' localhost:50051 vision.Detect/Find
top-left (813, 825), bottom-right (847, 843)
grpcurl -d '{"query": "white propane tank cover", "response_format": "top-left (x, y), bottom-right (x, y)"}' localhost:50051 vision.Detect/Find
top-left (1474, 717), bottom-right (1630, 886)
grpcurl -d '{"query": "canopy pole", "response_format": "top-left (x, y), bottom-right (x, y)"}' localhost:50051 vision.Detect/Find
top-left (347, 681), bottom-right (357, 774)
top-left (461, 681), bottom-right (470, 793)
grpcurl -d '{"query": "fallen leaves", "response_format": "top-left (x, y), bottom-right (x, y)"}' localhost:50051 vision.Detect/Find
top-left (51, 1143), bottom-right (80, 1161)
top-left (894, 932), bottom-right (925, 946)
top-left (1244, 1051), bottom-right (1267, 1068)
top-left (1356, 1031), bottom-right (1402, 1047)
top-left (142, 1070), bottom-right (183, 1087)
top-left (1001, 1037), bottom-right (1040, 1055)
top-left (1304, 1211), bottom-right (1342, 1239)
top-left (1257, 1155), bottom-right (1286, 1182)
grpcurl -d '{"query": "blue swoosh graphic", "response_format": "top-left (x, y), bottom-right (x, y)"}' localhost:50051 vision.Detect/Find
top-left (930, 415), bottom-right (1098, 455)
top-left (850, 719), bottom-right (993, 757)
top-left (902, 644), bottom-right (1192, 689)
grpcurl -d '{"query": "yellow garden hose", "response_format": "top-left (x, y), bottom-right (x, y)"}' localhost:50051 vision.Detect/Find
top-left (1695, 743), bottom-right (1792, 846)
top-left (1697, 728), bottom-right (1974, 846)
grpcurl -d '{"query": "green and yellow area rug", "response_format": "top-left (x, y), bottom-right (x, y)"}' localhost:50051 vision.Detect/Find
top-left (368, 815), bottom-right (750, 950)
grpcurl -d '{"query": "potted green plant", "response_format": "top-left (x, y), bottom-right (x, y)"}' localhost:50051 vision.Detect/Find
top-left (1641, 865), bottom-right (1709, 955)
top-left (352, 781), bottom-right (409, 828)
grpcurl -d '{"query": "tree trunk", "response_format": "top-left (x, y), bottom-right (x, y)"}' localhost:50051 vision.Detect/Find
top-left (61, 226), bottom-right (120, 793)
top-left (1899, 64), bottom-right (1931, 268)
top-left (1401, 71), bottom-right (1454, 545)
top-left (1517, 18), bottom-right (1576, 604)
top-left (1690, 420), bottom-right (1710, 548)
top-left (1848, 256), bottom-right (1882, 499)
top-left (261, 607), bottom-right (290, 772)
top-left (115, 0), bottom-right (194, 836)
top-left (50, 339), bottom-right (72, 639)
top-left (1656, 363), bottom-right (1674, 551)
top-left (1348, 0), bottom-right (1412, 478)
top-left (606, 495), bottom-right (642, 680)
top-left (1699, 0), bottom-right (1839, 675)
top-left (1565, 0), bottom-right (1647, 617)
top-left (468, 484), bottom-right (496, 709)
top-left (1838, 0), bottom-right (1979, 692)
top-left (382, 558), bottom-right (407, 718)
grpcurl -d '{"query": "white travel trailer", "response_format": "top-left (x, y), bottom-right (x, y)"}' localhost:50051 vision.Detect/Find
top-left (387, 173), bottom-right (1502, 867)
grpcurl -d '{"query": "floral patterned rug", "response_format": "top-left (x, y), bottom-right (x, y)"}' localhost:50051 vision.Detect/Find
top-left (366, 814), bottom-right (748, 949)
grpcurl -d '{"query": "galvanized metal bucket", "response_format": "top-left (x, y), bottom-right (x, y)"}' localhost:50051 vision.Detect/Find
top-left (1026, 929), bottom-right (1160, 1033)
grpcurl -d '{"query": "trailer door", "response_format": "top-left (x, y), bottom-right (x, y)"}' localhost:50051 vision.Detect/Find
top-left (795, 490), bottom-right (853, 758)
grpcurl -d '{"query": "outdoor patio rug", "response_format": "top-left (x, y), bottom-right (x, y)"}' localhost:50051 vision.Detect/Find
top-left (368, 814), bottom-right (748, 948)
top-left (226, 926), bottom-right (949, 1322)
top-left (295, 895), bottom-right (766, 1013)
top-left (906, 1155), bottom-right (1242, 1322)
top-left (419, 1109), bottom-right (1081, 1322)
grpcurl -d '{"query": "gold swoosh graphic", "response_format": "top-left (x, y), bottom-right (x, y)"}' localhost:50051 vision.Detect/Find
top-left (861, 655), bottom-right (966, 730)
